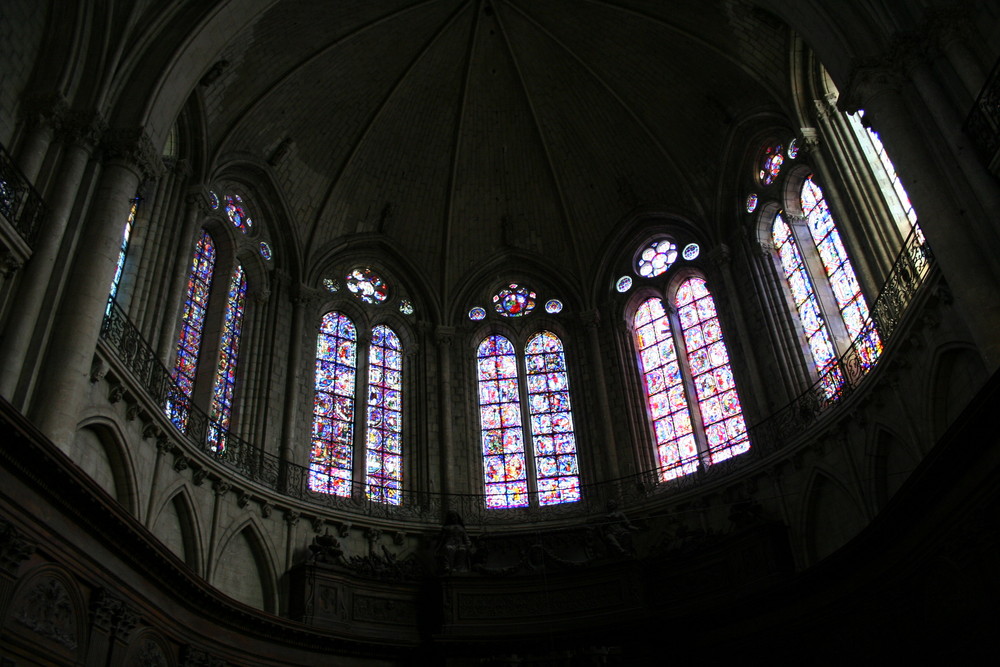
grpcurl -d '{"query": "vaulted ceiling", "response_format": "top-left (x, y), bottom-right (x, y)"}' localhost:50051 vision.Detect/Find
top-left (199, 0), bottom-right (791, 296)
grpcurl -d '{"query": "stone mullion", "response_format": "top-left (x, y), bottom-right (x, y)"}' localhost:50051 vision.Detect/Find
top-left (238, 288), bottom-right (271, 447)
top-left (582, 309), bottom-right (620, 484)
top-left (131, 160), bottom-right (183, 337)
top-left (435, 327), bottom-right (455, 513)
top-left (0, 114), bottom-right (99, 405)
top-left (278, 292), bottom-right (307, 495)
top-left (155, 193), bottom-right (205, 366)
top-left (29, 128), bottom-right (159, 447)
top-left (844, 66), bottom-right (1000, 368)
top-left (142, 170), bottom-right (190, 348)
top-left (251, 280), bottom-right (283, 457)
top-left (747, 238), bottom-right (808, 404)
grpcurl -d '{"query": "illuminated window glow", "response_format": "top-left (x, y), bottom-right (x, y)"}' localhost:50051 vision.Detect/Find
top-left (346, 267), bottom-right (388, 304)
top-left (759, 144), bottom-right (784, 185)
top-left (493, 284), bottom-right (535, 317)
top-left (309, 312), bottom-right (357, 496)
top-left (636, 239), bottom-right (678, 278)
top-left (208, 265), bottom-right (247, 451)
top-left (365, 325), bottom-right (403, 505)
top-left (225, 194), bottom-right (251, 233)
top-left (477, 335), bottom-right (528, 508)
top-left (108, 197), bottom-right (138, 306)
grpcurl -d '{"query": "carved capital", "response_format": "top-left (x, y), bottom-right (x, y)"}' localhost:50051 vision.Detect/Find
top-left (579, 308), bottom-right (601, 329)
top-left (18, 91), bottom-right (69, 131)
top-left (54, 109), bottom-right (106, 149)
top-left (101, 127), bottom-right (163, 181)
top-left (0, 517), bottom-right (35, 575)
top-left (0, 250), bottom-right (23, 278)
top-left (800, 127), bottom-right (820, 151)
top-left (841, 60), bottom-right (905, 115)
top-left (284, 510), bottom-right (300, 527)
top-left (155, 436), bottom-right (172, 456)
top-left (173, 453), bottom-right (189, 472)
top-left (435, 326), bottom-right (455, 348)
top-left (708, 243), bottom-right (731, 267)
top-left (260, 501), bottom-right (273, 518)
top-left (212, 479), bottom-right (230, 497)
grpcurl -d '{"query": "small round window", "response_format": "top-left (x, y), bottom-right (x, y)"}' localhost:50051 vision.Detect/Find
top-left (493, 283), bottom-right (536, 317)
top-left (758, 144), bottom-right (784, 186)
top-left (636, 239), bottom-right (678, 278)
top-left (346, 267), bottom-right (388, 304)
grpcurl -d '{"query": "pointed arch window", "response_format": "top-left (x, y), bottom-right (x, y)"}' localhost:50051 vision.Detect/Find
top-left (477, 332), bottom-right (581, 508)
top-left (168, 230), bottom-right (216, 430)
top-left (108, 196), bottom-right (139, 307)
top-left (365, 324), bottom-right (403, 504)
top-left (800, 176), bottom-right (882, 368)
top-left (633, 277), bottom-right (750, 480)
top-left (208, 264), bottom-right (247, 451)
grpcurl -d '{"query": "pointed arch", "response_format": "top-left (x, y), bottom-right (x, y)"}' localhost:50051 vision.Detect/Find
top-left (210, 516), bottom-right (279, 613)
top-left (71, 419), bottom-right (139, 516)
top-left (365, 323), bottom-right (403, 504)
top-left (800, 468), bottom-right (867, 565)
top-left (309, 311), bottom-right (358, 496)
top-left (149, 484), bottom-right (204, 572)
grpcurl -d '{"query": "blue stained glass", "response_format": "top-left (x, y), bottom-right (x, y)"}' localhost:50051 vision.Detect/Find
top-left (225, 194), bottom-right (252, 233)
top-left (675, 277), bottom-right (750, 463)
top-left (634, 298), bottom-right (698, 480)
top-left (478, 335), bottom-right (528, 508)
top-left (108, 197), bottom-right (138, 308)
top-left (365, 325), bottom-right (403, 504)
top-left (207, 265), bottom-right (247, 452)
top-left (759, 144), bottom-right (784, 185)
top-left (168, 231), bottom-right (216, 431)
top-left (309, 312), bottom-right (357, 496)
top-left (493, 283), bottom-right (536, 317)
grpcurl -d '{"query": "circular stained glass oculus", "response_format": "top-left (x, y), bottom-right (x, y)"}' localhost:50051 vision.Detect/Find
top-left (787, 138), bottom-right (800, 159)
top-left (399, 299), bottom-right (414, 315)
top-left (682, 243), bottom-right (700, 261)
top-left (493, 283), bottom-right (536, 317)
top-left (759, 144), bottom-right (784, 185)
top-left (636, 239), bottom-right (678, 278)
top-left (346, 267), bottom-right (388, 304)
top-left (322, 277), bottom-right (339, 293)
top-left (208, 191), bottom-right (220, 210)
top-left (225, 194), bottom-right (252, 233)
top-left (259, 241), bottom-right (272, 260)
top-left (616, 275), bottom-right (632, 293)
top-left (746, 193), bottom-right (758, 212)
top-left (469, 306), bottom-right (486, 321)
top-left (545, 299), bottom-right (563, 314)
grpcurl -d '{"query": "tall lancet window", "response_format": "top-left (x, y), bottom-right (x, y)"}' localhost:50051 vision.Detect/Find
top-left (800, 176), bottom-right (882, 368)
top-left (168, 230), bottom-right (216, 430)
top-left (478, 335), bottom-right (528, 509)
top-left (208, 265), bottom-right (247, 451)
top-left (772, 213), bottom-right (843, 397)
top-left (309, 312), bottom-right (357, 496)
top-left (365, 324), bottom-right (403, 505)
top-left (524, 331), bottom-right (580, 506)
top-left (108, 196), bottom-right (138, 308)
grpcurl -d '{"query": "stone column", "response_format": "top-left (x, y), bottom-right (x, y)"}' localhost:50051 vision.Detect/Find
top-left (843, 65), bottom-right (1000, 369)
top-left (0, 112), bottom-right (102, 403)
top-left (12, 93), bottom-right (66, 184)
top-left (155, 190), bottom-right (207, 365)
top-left (435, 327), bottom-right (455, 512)
top-left (581, 309), bottom-right (620, 482)
top-left (29, 129), bottom-right (160, 448)
top-left (279, 291), bottom-right (308, 494)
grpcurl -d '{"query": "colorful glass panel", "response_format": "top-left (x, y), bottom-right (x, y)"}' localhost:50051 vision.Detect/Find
top-left (800, 176), bottom-right (882, 369)
top-left (524, 332), bottom-right (580, 505)
top-left (759, 144), bottom-right (784, 185)
top-left (365, 325), bottom-right (403, 505)
top-left (224, 194), bottom-right (251, 233)
top-left (309, 312), bottom-right (358, 496)
top-left (636, 239), bottom-right (678, 278)
top-left (469, 306), bottom-right (486, 321)
top-left (323, 277), bottom-right (339, 293)
top-left (209, 191), bottom-right (219, 210)
top-left (675, 277), bottom-right (750, 463)
top-left (633, 297), bottom-right (698, 480)
top-left (259, 241), bottom-right (272, 260)
top-left (746, 193), bottom-right (758, 213)
top-left (616, 276), bottom-right (632, 293)
top-left (544, 299), bottom-right (563, 314)
top-left (772, 214), bottom-right (843, 397)
top-left (682, 243), bottom-right (700, 261)
top-left (168, 231), bottom-right (217, 431)
top-left (787, 138), bottom-right (800, 159)
top-left (477, 335), bottom-right (528, 508)
top-left (108, 197), bottom-right (138, 307)
top-left (346, 267), bottom-right (388, 304)
top-left (207, 265), bottom-right (247, 452)
top-left (493, 283), bottom-right (536, 317)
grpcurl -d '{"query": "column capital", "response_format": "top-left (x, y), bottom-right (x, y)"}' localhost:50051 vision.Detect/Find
top-left (101, 127), bottom-right (163, 182)
top-left (18, 91), bottom-right (68, 132)
top-left (435, 326), bottom-right (455, 348)
top-left (54, 109), bottom-right (106, 150)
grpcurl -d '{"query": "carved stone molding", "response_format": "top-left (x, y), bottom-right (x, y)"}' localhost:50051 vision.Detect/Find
top-left (0, 517), bottom-right (36, 575)
top-left (101, 128), bottom-right (163, 182)
top-left (130, 638), bottom-right (168, 667)
top-left (435, 326), bottom-right (455, 348)
top-left (15, 578), bottom-right (77, 649)
top-left (212, 479), bottom-right (230, 497)
top-left (90, 588), bottom-right (140, 641)
top-left (180, 645), bottom-right (226, 667)
top-left (284, 510), bottom-right (300, 527)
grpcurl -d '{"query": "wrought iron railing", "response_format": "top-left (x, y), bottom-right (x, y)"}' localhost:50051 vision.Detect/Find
top-left (98, 229), bottom-right (934, 526)
top-left (0, 142), bottom-right (45, 246)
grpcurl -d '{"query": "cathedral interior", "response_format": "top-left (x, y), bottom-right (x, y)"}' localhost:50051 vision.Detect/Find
top-left (2, 1), bottom-right (1000, 664)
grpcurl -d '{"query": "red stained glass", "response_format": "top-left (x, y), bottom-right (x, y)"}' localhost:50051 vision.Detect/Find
top-left (478, 335), bottom-right (528, 508)
top-left (208, 265), bottom-right (247, 452)
top-left (365, 324), bottom-right (403, 504)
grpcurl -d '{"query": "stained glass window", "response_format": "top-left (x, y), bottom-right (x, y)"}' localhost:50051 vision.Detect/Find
top-left (108, 197), bottom-right (138, 307)
top-left (759, 144), bottom-right (784, 185)
top-left (399, 300), bottom-right (414, 315)
top-left (746, 193), bottom-right (758, 213)
top-left (616, 276), bottom-right (632, 293)
top-left (544, 299), bottom-right (563, 314)
top-left (493, 283), bottom-right (535, 317)
top-left (524, 332), bottom-right (580, 505)
top-left (772, 214), bottom-right (843, 397)
top-left (209, 191), bottom-right (219, 210)
top-left (636, 239), bottom-right (678, 278)
top-left (477, 335), bottom-right (528, 508)
top-left (682, 243), bottom-right (700, 261)
top-left (323, 277), bottom-right (339, 293)
top-left (800, 176), bottom-right (882, 368)
top-left (469, 306), bottom-right (486, 321)
top-left (675, 277), bottom-right (750, 463)
top-left (787, 138), bottom-right (800, 159)
top-left (633, 298), bottom-right (698, 479)
top-left (346, 267), bottom-right (388, 304)
top-left (225, 194), bottom-right (251, 233)
top-left (168, 231), bottom-right (217, 430)
top-left (309, 312), bottom-right (357, 496)
top-left (259, 241), bottom-right (272, 260)
top-left (366, 325), bottom-right (403, 505)
top-left (208, 265), bottom-right (247, 452)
